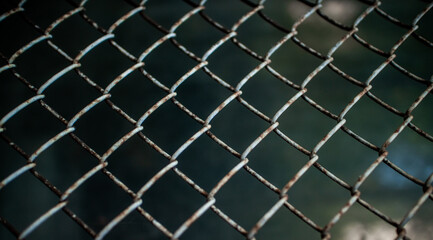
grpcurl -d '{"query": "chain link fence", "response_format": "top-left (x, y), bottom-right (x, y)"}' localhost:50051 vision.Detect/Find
top-left (0, 0), bottom-right (432, 239)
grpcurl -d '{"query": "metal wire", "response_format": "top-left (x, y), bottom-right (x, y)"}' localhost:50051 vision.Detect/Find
top-left (0, 0), bottom-right (432, 239)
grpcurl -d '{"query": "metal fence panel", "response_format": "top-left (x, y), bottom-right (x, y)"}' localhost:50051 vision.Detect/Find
top-left (0, 0), bottom-right (432, 239)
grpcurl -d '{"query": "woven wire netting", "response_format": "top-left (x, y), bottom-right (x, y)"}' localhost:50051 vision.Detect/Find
top-left (0, 0), bottom-right (432, 239)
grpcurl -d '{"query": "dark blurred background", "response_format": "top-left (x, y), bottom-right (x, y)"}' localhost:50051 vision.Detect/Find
top-left (0, 0), bottom-right (432, 239)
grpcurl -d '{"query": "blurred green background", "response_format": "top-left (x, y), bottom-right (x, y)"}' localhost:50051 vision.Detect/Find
top-left (0, 0), bottom-right (432, 239)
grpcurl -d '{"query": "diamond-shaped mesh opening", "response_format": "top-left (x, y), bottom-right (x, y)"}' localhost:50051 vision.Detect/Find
top-left (330, 37), bottom-right (387, 82)
top-left (1, 1), bottom-right (432, 239)
top-left (269, 39), bottom-right (325, 86)
top-left (108, 70), bottom-right (167, 119)
top-left (78, 41), bottom-right (134, 88)
top-left (66, 171), bottom-right (134, 232)
top-left (386, 127), bottom-right (433, 182)
top-left (288, 166), bottom-right (350, 226)
top-left (378, 0), bottom-right (428, 25)
top-left (180, 209), bottom-right (245, 240)
top-left (140, 170), bottom-right (206, 232)
top-left (0, 140), bottom-right (26, 182)
top-left (343, 94), bottom-right (405, 147)
top-left (276, 97), bottom-right (338, 150)
top-left (330, 202), bottom-right (397, 240)
top-left (82, 0), bottom-right (133, 30)
top-left (216, 169), bottom-right (278, 229)
top-left (356, 10), bottom-right (409, 53)
top-left (202, 0), bottom-right (251, 30)
top-left (264, 1), bottom-right (310, 29)
top-left (239, 68), bottom-right (299, 116)
top-left (174, 70), bottom-right (232, 119)
top-left (0, 171), bottom-right (59, 230)
top-left (359, 162), bottom-right (426, 220)
top-left (235, 13), bottom-right (287, 57)
top-left (103, 210), bottom-right (165, 240)
top-left (174, 13), bottom-right (226, 57)
top-left (111, 12), bottom-right (165, 57)
top-left (0, 70), bottom-right (35, 117)
top-left (25, 210), bottom-right (90, 240)
top-left (140, 99), bottom-right (203, 155)
top-left (32, 136), bottom-right (98, 192)
top-left (102, 134), bottom-right (170, 191)
top-left (209, 100), bottom-right (271, 152)
top-left (205, 41), bottom-right (262, 87)
top-left (11, 41), bottom-right (69, 87)
top-left (247, 130), bottom-right (309, 189)
top-left (42, 71), bottom-right (101, 120)
top-left (304, 66), bottom-right (362, 114)
top-left (143, 1), bottom-right (192, 30)
top-left (369, 65), bottom-right (427, 112)
top-left (2, 103), bottom-right (64, 153)
top-left (176, 133), bottom-right (240, 192)
top-left (295, 11), bottom-right (349, 55)
top-left (254, 204), bottom-right (320, 239)
top-left (320, 0), bottom-right (368, 27)
top-left (19, 0), bottom-right (72, 30)
top-left (71, 101), bottom-right (132, 155)
top-left (317, 130), bottom-right (379, 184)
top-left (393, 36), bottom-right (433, 80)
top-left (49, 13), bottom-right (103, 56)
top-left (143, 40), bottom-right (198, 87)
top-left (0, 14), bottom-right (41, 57)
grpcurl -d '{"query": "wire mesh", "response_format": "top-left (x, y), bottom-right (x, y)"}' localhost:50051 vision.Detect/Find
top-left (0, 0), bottom-right (432, 239)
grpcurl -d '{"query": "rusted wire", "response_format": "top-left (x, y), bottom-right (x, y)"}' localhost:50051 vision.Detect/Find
top-left (0, 0), bottom-right (432, 239)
